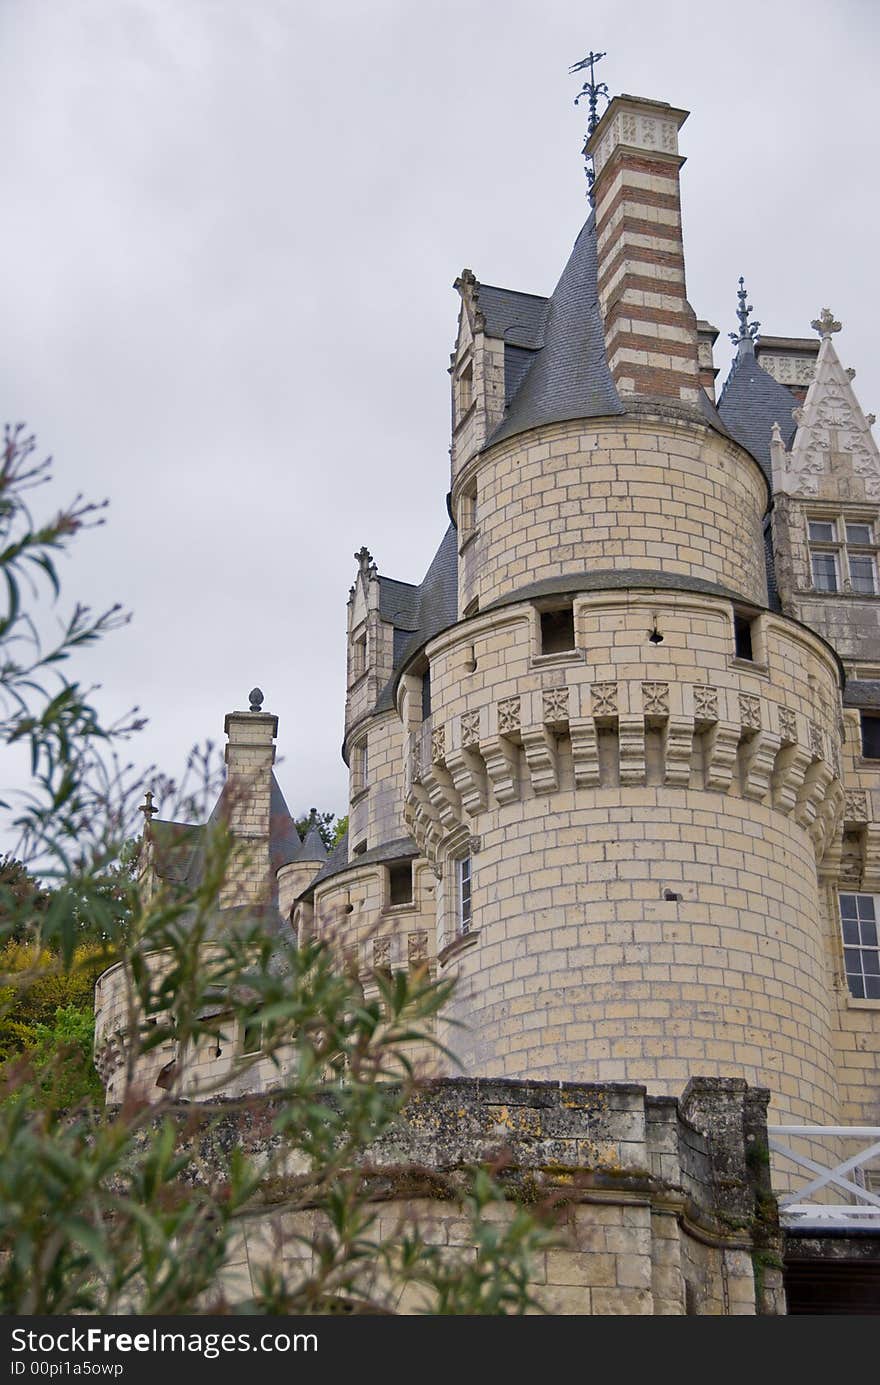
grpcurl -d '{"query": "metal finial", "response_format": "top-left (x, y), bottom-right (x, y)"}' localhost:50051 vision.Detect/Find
top-left (811, 308), bottom-right (842, 339)
top-left (570, 50), bottom-right (609, 197)
top-left (248, 687), bottom-right (264, 712)
top-left (139, 789), bottom-right (157, 822)
top-left (728, 276), bottom-right (761, 347)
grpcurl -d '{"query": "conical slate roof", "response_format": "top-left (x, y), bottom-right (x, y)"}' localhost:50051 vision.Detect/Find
top-left (487, 213), bottom-right (625, 446)
top-left (717, 337), bottom-right (799, 482)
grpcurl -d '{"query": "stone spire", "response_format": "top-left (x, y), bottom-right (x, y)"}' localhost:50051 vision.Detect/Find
top-left (771, 312), bottom-right (880, 498)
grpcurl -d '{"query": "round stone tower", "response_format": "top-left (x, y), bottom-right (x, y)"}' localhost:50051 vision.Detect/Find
top-left (398, 96), bottom-right (844, 1124)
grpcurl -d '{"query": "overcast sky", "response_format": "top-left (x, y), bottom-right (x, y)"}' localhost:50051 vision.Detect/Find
top-left (1, 0), bottom-right (878, 834)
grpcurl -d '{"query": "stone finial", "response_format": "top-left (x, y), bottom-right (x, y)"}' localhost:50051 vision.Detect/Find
top-left (811, 308), bottom-right (842, 338)
top-left (139, 789), bottom-right (157, 822)
top-left (354, 546), bottom-right (378, 579)
top-left (728, 277), bottom-right (760, 348)
top-left (249, 687), bottom-right (264, 712)
top-left (770, 421), bottom-right (783, 444)
top-left (868, 414), bottom-right (877, 428)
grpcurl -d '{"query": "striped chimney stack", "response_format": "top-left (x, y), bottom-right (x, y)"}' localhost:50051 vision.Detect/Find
top-left (586, 95), bottom-right (701, 404)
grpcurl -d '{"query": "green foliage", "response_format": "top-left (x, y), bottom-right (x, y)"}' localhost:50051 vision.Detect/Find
top-left (294, 808), bottom-right (347, 852)
top-left (21, 1004), bottom-right (103, 1111)
top-left (0, 427), bottom-right (555, 1315)
top-left (0, 939), bottom-right (109, 1062)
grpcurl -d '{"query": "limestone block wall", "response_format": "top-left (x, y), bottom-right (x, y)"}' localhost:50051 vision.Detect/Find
top-left (346, 709), bottom-right (408, 854)
top-left (821, 708), bottom-right (880, 1124)
top-left (450, 415), bottom-right (769, 616)
top-left (305, 858), bottom-right (439, 1077)
top-left (94, 952), bottom-right (298, 1104)
top-left (402, 589), bottom-right (844, 1123)
top-left (155, 1077), bottom-right (782, 1316)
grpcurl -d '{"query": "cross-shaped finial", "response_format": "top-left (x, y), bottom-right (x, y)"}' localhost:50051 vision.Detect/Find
top-left (811, 308), bottom-right (842, 339)
top-left (139, 789), bottom-right (157, 822)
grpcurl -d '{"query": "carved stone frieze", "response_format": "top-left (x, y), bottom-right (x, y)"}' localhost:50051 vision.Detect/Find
top-left (844, 790), bottom-right (869, 824)
top-left (542, 687), bottom-right (570, 726)
top-left (739, 693), bottom-right (761, 732)
top-left (431, 725), bottom-right (446, 765)
top-left (497, 696), bottom-right (521, 736)
top-left (778, 706), bottom-right (797, 745)
top-left (693, 684), bottom-right (718, 723)
top-left (461, 709), bottom-right (481, 748)
top-left (591, 681), bottom-right (618, 718)
top-left (642, 681), bottom-right (670, 717)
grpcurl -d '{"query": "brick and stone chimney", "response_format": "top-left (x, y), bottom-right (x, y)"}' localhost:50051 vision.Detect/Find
top-left (586, 95), bottom-right (701, 404)
top-left (219, 687), bottom-right (278, 909)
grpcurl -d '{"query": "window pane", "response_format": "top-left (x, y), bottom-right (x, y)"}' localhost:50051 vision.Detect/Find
top-left (843, 919), bottom-right (860, 946)
top-left (861, 716), bottom-right (880, 759)
top-left (857, 895), bottom-right (876, 920)
top-left (844, 947), bottom-right (863, 973)
top-left (459, 856), bottom-right (472, 934)
top-left (811, 553), bottom-right (838, 591)
top-left (848, 974), bottom-right (866, 999)
top-left (846, 523), bottom-right (873, 545)
top-left (863, 950), bottom-right (880, 975)
top-left (840, 894), bottom-right (858, 919)
top-left (866, 975), bottom-right (880, 999)
top-left (861, 919), bottom-right (878, 947)
top-left (809, 521), bottom-right (836, 542)
top-left (849, 557), bottom-right (876, 594)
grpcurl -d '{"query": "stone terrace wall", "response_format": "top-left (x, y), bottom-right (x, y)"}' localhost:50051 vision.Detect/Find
top-left (154, 1075), bottom-right (784, 1315)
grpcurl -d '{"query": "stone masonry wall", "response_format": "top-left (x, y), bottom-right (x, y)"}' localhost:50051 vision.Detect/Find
top-left (403, 588), bottom-right (843, 1123)
top-left (451, 416), bottom-right (768, 617)
top-left (157, 1076), bottom-right (782, 1315)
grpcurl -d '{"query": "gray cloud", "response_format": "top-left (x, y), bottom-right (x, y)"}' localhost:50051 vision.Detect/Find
top-left (2, 0), bottom-right (877, 828)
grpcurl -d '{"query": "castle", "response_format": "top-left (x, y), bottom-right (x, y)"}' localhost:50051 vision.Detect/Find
top-left (94, 87), bottom-right (880, 1313)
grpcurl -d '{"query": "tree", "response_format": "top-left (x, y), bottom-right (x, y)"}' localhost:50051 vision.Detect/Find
top-left (294, 809), bottom-right (348, 852)
top-left (0, 426), bottom-right (555, 1314)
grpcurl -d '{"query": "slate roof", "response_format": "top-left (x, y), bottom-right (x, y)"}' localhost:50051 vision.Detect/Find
top-left (843, 681), bottom-right (880, 710)
top-left (374, 524), bottom-right (459, 712)
top-left (150, 771), bottom-right (306, 892)
top-left (300, 833), bottom-right (418, 900)
top-left (486, 214), bottom-right (625, 447)
top-left (717, 338), bottom-right (799, 482)
top-left (482, 567), bottom-right (762, 612)
top-left (378, 575), bottom-right (420, 631)
top-left (476, 284), bottom-right (549, 350)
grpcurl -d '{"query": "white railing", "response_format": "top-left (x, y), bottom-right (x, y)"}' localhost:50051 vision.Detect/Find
top-left (768, 1125), bottom-right (880, 1230)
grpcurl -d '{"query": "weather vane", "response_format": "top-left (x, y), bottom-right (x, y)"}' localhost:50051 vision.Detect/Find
top-left (729, 276), bottom-right (760, 348)
top-left (570, 51), bottom-right (609, 196)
